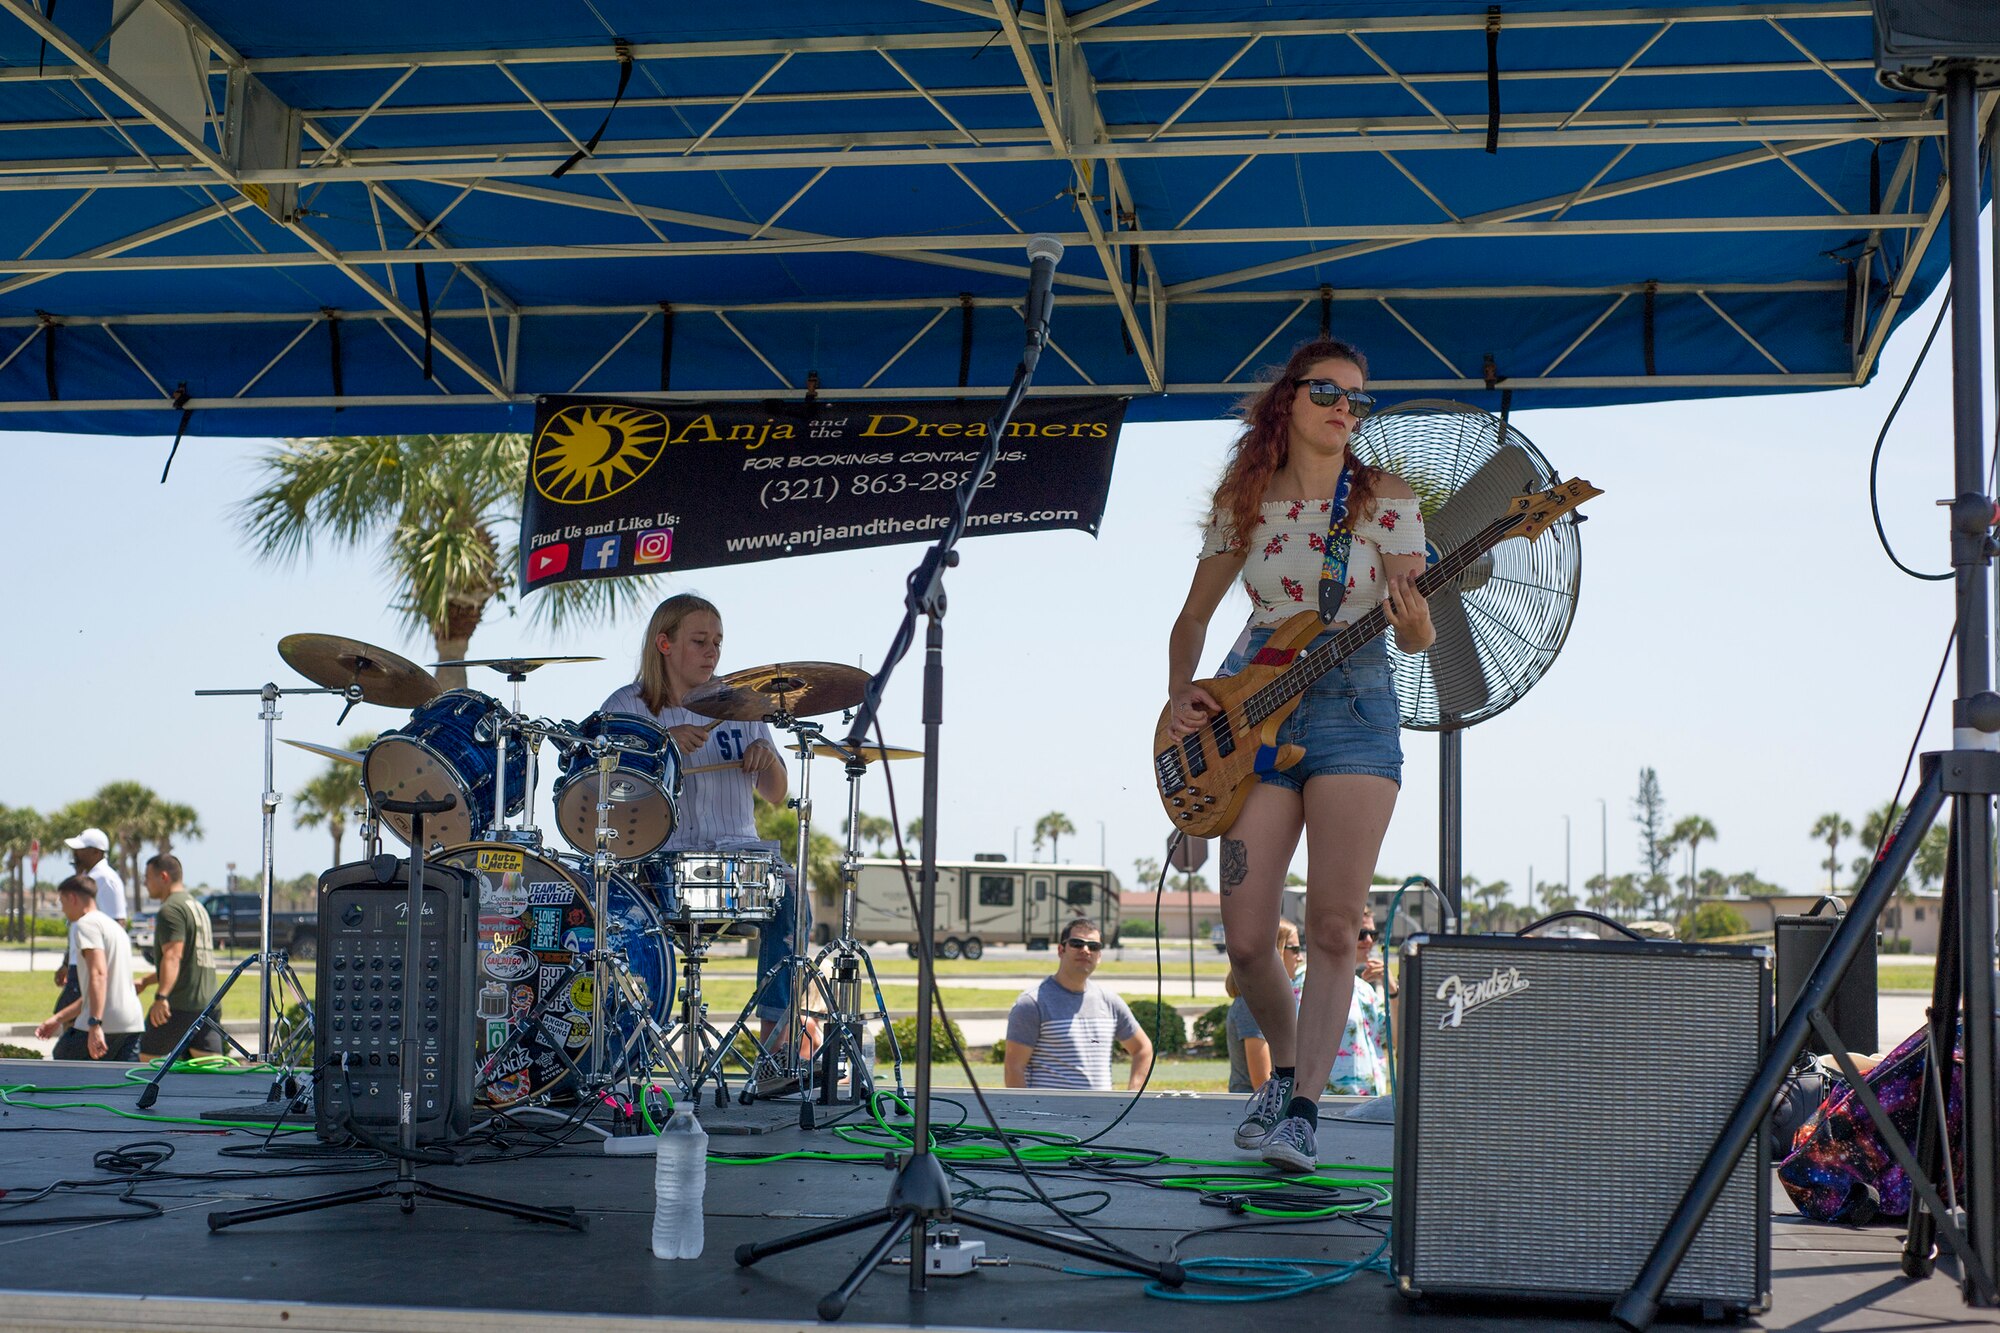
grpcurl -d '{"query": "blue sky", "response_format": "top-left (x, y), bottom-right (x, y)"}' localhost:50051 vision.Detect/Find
top-left (0, 274), bottom-right (1975, 907)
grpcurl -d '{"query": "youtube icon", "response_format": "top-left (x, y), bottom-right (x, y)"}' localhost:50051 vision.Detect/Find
top-left (527, 543), bottom-right (570, 582)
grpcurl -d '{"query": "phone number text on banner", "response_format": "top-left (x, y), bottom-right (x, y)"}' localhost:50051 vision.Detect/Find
top-left (519, 394), bottom-right (1126, 585)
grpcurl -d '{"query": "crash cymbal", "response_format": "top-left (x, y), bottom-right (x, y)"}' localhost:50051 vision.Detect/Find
top-left (432, 655), bottom-right (603, 675)
top-left (681, 661), bottom-right (871, 722)
top-left (278, 634), bottom-right (440, 709)
top-left (786, 741), bottom-right (923, 764)
top-left (282, 737), bottom-right (365, 767)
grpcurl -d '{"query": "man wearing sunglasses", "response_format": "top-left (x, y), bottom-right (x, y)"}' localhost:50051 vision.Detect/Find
top-left (1003, 919), bottom-right (1153, 1091)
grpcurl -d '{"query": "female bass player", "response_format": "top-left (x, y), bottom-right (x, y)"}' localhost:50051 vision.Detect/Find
top-left (1164, 338), bottom-right (1434, 1171)
top-left (601, 592), bottom-right (807, 1089)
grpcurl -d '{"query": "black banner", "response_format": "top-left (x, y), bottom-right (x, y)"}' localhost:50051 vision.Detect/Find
top-left (519, 394), bottom-right (1125, 585)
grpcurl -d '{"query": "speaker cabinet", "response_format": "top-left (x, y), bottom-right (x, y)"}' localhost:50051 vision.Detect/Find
top-left (1876, 2), bottom-right (2000, 89)
top-left (1775, 907), bottom-right (1878, 1056)
top-left (1393, 934), bottom-right (1770, 1316)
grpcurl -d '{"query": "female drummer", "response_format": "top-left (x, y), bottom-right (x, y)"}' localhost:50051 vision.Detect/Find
top-left (601, 593), bottom-right (804, 1079)
top-left (1164, 338), bottom-right (1434, 1171)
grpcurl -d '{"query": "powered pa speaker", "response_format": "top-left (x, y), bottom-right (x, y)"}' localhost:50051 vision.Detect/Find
top-left (313, 855), bottom-right (477, 1144)
top-left (1393, 933), bottom-right (1770, 1317)
top-left (1876, 1), bottom-right (2000, 90)
top-left (1775, 905), bottom-right (1878, 1056)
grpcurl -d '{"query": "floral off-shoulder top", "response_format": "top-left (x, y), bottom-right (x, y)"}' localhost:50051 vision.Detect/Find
top-left (1199, 495), bottom-right (1429, 631)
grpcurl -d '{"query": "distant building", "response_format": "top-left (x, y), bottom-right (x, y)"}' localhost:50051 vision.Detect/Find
top-left (1114, 884), bottom-right (1447, 941)
top-left (1695, 891), bottom-right (1939, 953)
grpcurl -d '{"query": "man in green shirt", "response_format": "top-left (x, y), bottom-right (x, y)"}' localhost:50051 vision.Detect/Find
top-left (136, 853), bottom-right (222, 1057)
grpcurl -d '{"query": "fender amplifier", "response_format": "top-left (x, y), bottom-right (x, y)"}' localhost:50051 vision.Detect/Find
top-left (313, 856), bottom-right (477, 1144)
top-left (1393, 933), bottom-right (1770, 1316)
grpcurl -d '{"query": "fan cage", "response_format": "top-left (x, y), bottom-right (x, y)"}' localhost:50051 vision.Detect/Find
top-left (1350, 400), bottom-right (1583, 732)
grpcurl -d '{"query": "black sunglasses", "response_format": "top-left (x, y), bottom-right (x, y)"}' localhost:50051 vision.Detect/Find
top-left (1062, 938), bottom-right (1105, 952)
top-left (1295, 380), bottom-right (1377, 416)
top-left (1357, 930), bottom-right (1379, 941)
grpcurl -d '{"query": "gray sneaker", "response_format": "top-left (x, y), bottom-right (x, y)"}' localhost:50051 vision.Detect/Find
top-left (1233, 1073), bottom-right (1294, 1149)
top-left (1261, 1114), bottom-right (1317, 1173)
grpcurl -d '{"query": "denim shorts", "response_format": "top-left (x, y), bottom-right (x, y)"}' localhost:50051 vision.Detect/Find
top-left (1217, 627), bottom-right (1402, 788)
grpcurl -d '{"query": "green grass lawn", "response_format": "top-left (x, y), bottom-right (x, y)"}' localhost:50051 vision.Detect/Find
top-left (0, 966), bottom-right (316, 1026)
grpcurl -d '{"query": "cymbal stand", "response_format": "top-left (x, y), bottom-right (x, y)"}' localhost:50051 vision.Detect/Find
top-left (484, 665), bottom-right (538, 843)
top-left (810, 744), bottom-right (902, 1108)
top-left (193, 679), bottom-right (357, 1060)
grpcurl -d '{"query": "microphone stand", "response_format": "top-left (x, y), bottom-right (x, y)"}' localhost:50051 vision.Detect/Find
top-left (733, 238), bottom-right (1183, 1319)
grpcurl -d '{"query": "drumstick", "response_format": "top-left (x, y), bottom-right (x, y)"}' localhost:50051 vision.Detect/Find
top-left (682, 760), bottom-right (740, 775)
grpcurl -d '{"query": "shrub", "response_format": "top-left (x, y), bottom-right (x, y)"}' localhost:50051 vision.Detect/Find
top-left (988, 1038), bottom-right (1008, 1064)
top-left (1191, 1002), bottom-right (1231, 1054)
top-left (0, 1042), bottom-right (44, 1060)
top-left (1678, 902), bottom-right (1749, 941)
top-left (875, 1013), bottom-right (968, 1065)
top-left (1120, 917), bottom-right (1157, 937)
top-left (1126, 997), bottom-right (1187, 1057)
top-left (1881, 937), bottom-right (1915, 955)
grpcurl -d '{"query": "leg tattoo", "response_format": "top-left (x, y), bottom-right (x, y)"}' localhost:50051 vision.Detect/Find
top-left (1221, 837), bottom-right (1248, 895)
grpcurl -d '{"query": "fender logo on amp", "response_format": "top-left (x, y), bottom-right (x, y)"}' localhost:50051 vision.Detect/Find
top-left (1435, 966), bottom-right (1530, 1029)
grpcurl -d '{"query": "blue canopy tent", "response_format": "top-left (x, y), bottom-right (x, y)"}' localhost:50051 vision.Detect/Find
top-left (0, 0), bottom-right (1962, 435)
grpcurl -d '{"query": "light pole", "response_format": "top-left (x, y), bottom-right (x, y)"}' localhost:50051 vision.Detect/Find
top-left (1096, 820), bottom-right (1106, 867)
top-left (1012, 827), bottom-right (1021, 862)
top-left (1596, 797), bottom-right (1608, 901)
top-left (1563, 813), bottom-right (1572, 901)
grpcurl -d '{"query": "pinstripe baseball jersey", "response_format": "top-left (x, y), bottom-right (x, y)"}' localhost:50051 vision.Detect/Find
top-left (600, 683), bottom-right (777, 853)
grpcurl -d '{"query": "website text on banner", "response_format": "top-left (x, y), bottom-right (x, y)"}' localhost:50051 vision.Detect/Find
top-left (519, 395), bottom-right (1128, 583)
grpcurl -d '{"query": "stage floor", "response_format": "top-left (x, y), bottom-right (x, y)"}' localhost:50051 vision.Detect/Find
top-left (0, 1059), bottom-right (1987, 1333)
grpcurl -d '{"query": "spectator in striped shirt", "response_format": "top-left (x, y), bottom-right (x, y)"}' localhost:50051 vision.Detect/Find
top-left (1002, 919), bottom-right (1152, 1091)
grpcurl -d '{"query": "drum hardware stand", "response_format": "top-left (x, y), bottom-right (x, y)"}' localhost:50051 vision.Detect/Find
top-left (663, 925), bottom-right (752, 1106)
top-left (139, 947), bottom-right (314, 1115)
top-left (806, 744), bottom-right (904, 1112)
top-left (212, 794), bottom-right (584, 1235)
top-left (1614, 68), bottom-right (2000, 1329)
top-left (736, 236), bottom-right (1182, 1319)
top-left (195, 680), bottom-right (358, 1058)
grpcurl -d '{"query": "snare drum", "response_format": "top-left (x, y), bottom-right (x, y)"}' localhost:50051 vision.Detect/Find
top-left (364, 691), bottom-right (526, 848)
top-left (552, 711), bottom-right (682, 860)
top-left (437, 842), bottom-right (674, 1107)
top-left (639, 849), bottom-right (785, 923)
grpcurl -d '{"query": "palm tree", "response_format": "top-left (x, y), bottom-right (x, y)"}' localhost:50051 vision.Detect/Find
top-left (293, 738), bottom-right (373, 867)
top-left (1670, 814), bottom-right (1717, 891)
top-left (90, 780), bottom-right (161, 891)
top-left (234, 434), bottom-right (644, 691)
top-left (904, 816), bottom-right (924, 850)
top-left (1033, 811), bottom-right (1076, 864)
top-left (1810, 812), bottom-right (1853, 892)
top-left (0, 804), bottom-right (39, 941)
top-left (1132, 855), bottom-right (1161, 889)
top-left (146, 801), bottom-right (203, 858)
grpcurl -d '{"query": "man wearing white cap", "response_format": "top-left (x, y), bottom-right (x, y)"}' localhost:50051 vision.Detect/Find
top-left (64, 828), bottom-right (126, 924)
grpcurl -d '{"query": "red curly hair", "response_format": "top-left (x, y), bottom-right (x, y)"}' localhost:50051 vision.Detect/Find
top-left (1211, 338), bottom-right (1386, 554)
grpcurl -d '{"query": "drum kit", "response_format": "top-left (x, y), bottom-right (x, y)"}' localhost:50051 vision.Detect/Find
top-left (263, 631), bottom-right (915, 1115)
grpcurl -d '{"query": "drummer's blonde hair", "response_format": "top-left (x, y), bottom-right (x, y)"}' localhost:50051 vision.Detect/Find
top-left (636, 593), bottom-right (721, 712)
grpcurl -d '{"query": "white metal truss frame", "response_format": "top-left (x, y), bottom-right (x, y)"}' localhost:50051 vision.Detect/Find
top-left (0, 0), bottom-right (1955, 417)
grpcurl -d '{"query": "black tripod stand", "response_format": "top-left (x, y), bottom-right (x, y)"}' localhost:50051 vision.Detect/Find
top-left (734, 237), bottom-right (1183, 1319)
top-left (208, 795), bottom-right (584, 1234)
top-left (1613, 64), bottom-right (1999, 1331)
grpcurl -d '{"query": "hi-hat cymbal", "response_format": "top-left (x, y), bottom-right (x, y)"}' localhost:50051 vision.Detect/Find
top-left (432, 655), bottom-right (602, 674)
top-left (278, 634), bottom-right (440, 709)
top-left (786, 741), bottom-right (923, 764)
top-left (283, 737), bottom-right (365, 766)
top-left (681, 662), bottom-right (871, 722)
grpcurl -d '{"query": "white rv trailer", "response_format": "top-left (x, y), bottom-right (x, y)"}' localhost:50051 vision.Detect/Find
top-left (813, 856), bottom-right (1122, 958)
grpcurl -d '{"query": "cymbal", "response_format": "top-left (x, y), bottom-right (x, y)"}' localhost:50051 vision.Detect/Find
top-left (786, 741), bottom-right (923, 764)
top-left (432, 655), bottom-right (602, 675)
top-left (681, 661), bottom-right (871, 722)
top-left (283, 737), bottom-right (365, 767)
top-left (278, 634), bottom-right (440, 709)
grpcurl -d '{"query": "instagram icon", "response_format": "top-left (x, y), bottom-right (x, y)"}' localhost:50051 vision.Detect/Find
top-left (634, 528), bottom-right (674, 565)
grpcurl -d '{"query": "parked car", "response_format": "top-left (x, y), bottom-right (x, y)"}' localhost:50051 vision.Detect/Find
top-left (200, 893), bottom-right (318, 959)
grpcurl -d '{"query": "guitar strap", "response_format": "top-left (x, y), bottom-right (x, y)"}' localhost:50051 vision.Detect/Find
top-left (1317, 463), bottom-right (1357, 625)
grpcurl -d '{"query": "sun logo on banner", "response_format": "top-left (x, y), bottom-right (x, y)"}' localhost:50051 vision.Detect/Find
top-left (532, 404), bottom-right (668, 503)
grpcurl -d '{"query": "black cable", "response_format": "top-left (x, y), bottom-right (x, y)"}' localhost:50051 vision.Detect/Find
top-left (1869, 291), bottom-right (1954, 582)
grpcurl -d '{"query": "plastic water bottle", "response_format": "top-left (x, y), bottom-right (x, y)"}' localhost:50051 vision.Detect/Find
top-left (651, 1107), bottom-right (708, 1259)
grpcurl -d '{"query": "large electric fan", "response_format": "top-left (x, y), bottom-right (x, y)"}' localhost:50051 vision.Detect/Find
top-left (1348, 400), bottom-right (1584, 921)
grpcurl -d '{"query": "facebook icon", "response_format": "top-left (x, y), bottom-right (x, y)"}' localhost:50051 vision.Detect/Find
top-left (585, 535), bottom-right (620, 570)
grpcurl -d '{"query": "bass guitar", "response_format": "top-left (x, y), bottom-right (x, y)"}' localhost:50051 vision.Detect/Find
top-left (1152, 477), bottom-right (1600, 837)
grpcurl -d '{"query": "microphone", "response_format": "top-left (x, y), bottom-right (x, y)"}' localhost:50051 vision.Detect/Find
top-left (1023, 234), bottom-right (1064, 364)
